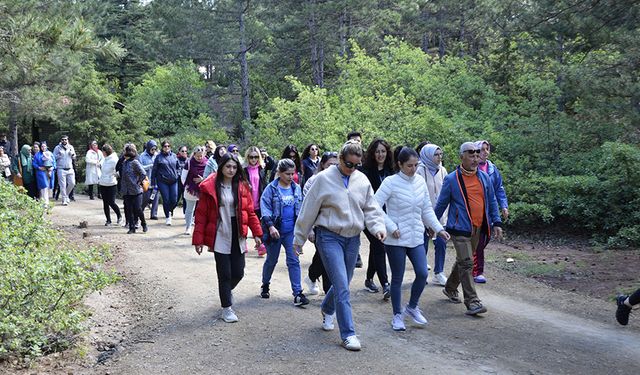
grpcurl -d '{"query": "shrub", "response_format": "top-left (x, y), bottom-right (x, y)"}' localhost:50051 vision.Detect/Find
top-left (0, 183), bottom-right (116, 359)
top-left (508, 202), bottom-right (554, 227)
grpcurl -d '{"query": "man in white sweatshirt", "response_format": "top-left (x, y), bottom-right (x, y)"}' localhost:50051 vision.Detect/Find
top-left (294, 140), bottom-right (386, 351)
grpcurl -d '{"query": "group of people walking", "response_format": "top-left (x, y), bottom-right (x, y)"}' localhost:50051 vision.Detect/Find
top-left (4, 131), bottom-right (511, 351)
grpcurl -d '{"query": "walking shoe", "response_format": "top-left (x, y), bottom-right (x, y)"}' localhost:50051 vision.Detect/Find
top-left (474, 275), bottom-right (487, 283)
top-left (116, 217), bottom-right (124, 226)
top-left (355, 254), bottom-right (363, 268)
top-left (427, 264), bottom-right (432, 271)
top-left (341, 335), bottom-right (361, 351)
top-left (127, 228), bottom-right (136, 234)
top-left (392, 313), bottom-right (406, 331)
top-left (382, 283), bottom-right (391, 301)
top-left (257, 244), bottom-right (267, 257)
top-left (442, 288), bottom-right (462, 304)
top-left (405, 305), bottom-right (428, 325)
top-left (184, 227), bottom-right (193, 235)
top-left (322, 311), bottom-right (335, 331)
top-left (465, 301), bottom-right (488, 315)
top-left (616, 295), bottom-right (632, 326)
top-left (150, 216), bottom-right (158, 220)
top-left (142, 224), bottom-right (148, 233)
top-left (364, 279), bottom-right (380, 293)
top-left (260, 284), bottom-right (270, 299)
top-left (165, 217), bottom-right (172, 226)
top-left (105, 221), bottom-right (112, 226)
top-left (305, 276), bottom-right (320, 295)
top-left (222, 307), bottom-right (238, 323)
top-left (433, 272), bottom-right (448, 286)
top-left (294, 292), bottom-right (310, 307)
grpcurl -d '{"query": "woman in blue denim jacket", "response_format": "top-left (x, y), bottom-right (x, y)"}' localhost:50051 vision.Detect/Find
top-left (259, 158), bottom-right (307, 307)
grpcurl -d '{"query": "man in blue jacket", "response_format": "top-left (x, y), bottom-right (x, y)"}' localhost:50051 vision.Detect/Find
top-left (434, 142), bottom-right (503, 315)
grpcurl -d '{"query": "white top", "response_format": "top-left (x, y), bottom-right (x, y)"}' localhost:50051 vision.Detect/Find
top-left (374, 171), bottom-right (444, 248)
top-left (416, 163), bottom-right (448, 230)
top-left (98, 153), bottom-right (118, 186)
top-left (214, 184), bottom-right (246, 254)
top-left (85, 149), bottom-right (104, 185)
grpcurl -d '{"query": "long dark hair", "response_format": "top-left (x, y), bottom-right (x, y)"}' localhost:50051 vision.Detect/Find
top-left (214, 145), bottom-right (227, 165)
top-left (301, 143), bottom-right (318, 161)
top-left (395, 146), bottom-right (419, 172)
top-left (215, 153), bottom-right (245, 209)
top-left (280, 144), bottom-right (301, 171)
top-left (363, 138), bottom-right (393, 171)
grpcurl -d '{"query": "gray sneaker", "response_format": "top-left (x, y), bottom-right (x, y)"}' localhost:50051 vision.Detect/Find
top-left (442, 288), bottom-right (462, 304)
top-left (465, 302), bottom-right (488, 315)
top-left (222, 307), bottom-right (238, 323)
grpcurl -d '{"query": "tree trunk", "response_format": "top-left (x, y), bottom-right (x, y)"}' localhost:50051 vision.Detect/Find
top-left (556, 34), bottom-right (566, 112)
top-left (308, 0), bottom-right (324, 87)
top-left (8, 100), bottom-right (18, 157)
top-left (238, 0), bottom-right (250, 134)
top-left (339, 7), bottom-right (347, 57)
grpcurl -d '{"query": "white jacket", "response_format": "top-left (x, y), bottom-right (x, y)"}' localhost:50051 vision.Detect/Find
top-left (85, 149), bottom-right (104, 184)
top-left (98, 153), bottom-right (118, 186)
top-left (374, 171), bottom-right (444, 248)
top-left (416, 163), bottom-right (448, 228)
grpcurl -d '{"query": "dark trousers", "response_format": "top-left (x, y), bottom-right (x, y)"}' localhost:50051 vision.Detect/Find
top-left (99, 185), bottom-right (121, 223)
top-left (123, 193), bottom-right (146, 230)
top-left (24, 179), bottom-right (38, 199)
top-left (177, 180), bottom-right (186, 214)
top-left (214, 220), bottom-right (244, 308)
top-left (630, 288), bottom-right (640, 306)
top-left (473, 231), bottom-right (490, 276)
top-left (309, 241), bottom-right (331, 293)
top-left (364, 228), bottom-right (389, 285)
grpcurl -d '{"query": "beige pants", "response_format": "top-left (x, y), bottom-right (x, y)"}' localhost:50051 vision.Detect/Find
top-left (445, 227), bottom-right (481, 306)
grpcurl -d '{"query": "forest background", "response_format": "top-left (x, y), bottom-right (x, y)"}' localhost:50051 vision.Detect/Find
top-left (1, 0), bottom-right (639, 247)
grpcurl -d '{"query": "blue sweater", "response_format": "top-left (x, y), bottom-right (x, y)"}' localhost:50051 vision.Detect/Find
top-left (434, 166), bottom-right (502, 237)
top-left (151, 151), bottom-right (179, 185)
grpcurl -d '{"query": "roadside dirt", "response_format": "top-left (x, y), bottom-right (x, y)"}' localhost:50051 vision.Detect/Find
top-left (3, 196), bottom-right (640, 374)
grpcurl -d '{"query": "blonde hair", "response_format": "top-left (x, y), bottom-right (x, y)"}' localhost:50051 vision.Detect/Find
top-left (340, 139), bottom-right (363, 160)
top-left (244, 146), bottom-right (264, 168)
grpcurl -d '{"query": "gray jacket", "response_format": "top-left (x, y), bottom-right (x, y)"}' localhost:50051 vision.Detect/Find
top-left (120, 159), bottom-right (146, 195)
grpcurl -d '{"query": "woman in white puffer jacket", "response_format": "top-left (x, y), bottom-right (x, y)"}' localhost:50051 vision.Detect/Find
top-left (375, 146), bottom-right (450, 332)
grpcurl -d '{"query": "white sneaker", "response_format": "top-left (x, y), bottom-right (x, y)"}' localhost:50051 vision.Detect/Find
top-left (165, 216), bottom-right (172, 226)
top-left (305, 276), bottom-right (320, 295)
top-left (322, 311), bottom-right (335, 331)
top-left (433, 272), bottom-right (448, 286)
top-left (427, 264), bottom-right (432, 271)
top-left (405, 305), bottom-right (428, 325)
top-left (116, 217), bottom-right (124, 226)
top-left (184, 226), bottom-right (193, 235)
top-left (222, 307), bottom-right (238, 323)
top-left (392, 313), bottom-right (406, 331)
top-left (341, 335), bottom-right (361, 351)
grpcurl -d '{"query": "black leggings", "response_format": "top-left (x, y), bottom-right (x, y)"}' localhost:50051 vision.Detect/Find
top-left (308, 228), bottom-right (331, 293)
top-left (123, 193), bottom-right (146, 230)
top-left (214, 220), bottom-right (244, 308)
top-left (364, 228), bottom-right (389, 285)
top-left (630, 288), bottom-right (640, 306)
top-left (99, 185), bottom-right (121, 223)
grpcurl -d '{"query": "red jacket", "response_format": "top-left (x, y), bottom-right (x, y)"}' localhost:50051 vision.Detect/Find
top-left (192, 173), bottom-right (263, 252)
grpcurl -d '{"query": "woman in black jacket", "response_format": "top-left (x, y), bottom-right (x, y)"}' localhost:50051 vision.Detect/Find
top-left (361, 138), bottom-right (394, 299)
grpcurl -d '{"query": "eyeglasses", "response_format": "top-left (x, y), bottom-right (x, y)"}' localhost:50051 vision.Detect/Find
top-left (464, 149), bottom-right (480, 154)
top-left (310, 147), bottom-right (318, 151)
top-left (231, 149), bottom-right (239, 153)
top-left (248, 155), bottom-right (259, 160)
top-left (343, 160), bottom-right (362, 169)
top-left (323, 151), bottom-right (338, 157)
top-left (179, 150), bottom-right (187, 153)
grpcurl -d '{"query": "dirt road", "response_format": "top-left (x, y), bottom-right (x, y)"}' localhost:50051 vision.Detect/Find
top-left (38, 197), bottom-right (640, 374)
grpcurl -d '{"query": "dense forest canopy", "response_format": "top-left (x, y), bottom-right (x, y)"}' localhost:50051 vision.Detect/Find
top-left (1, 0), bottom-right (639, 246)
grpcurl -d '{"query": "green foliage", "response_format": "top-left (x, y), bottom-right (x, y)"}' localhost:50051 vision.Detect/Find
top-left (125, 61), bottom-right (212, 138)
top-left (508, 203), bottom-right (554, 227)
top-left (0, 183), bottom-right (116, 359)
top-left (170, 113), bottom-right (229, 151)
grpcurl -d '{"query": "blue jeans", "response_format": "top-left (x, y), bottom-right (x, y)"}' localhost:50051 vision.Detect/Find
top-left (386, 244), bottom-right (428, 315)
top-left (157, 181), bottom-right (178, 218)
top-left (316, 227), bottom-right (360, 340)
top-left (424, 232), bottom-right (447, 274)
top-left (184, 199), bottom-right (197, 229)
top-left (261, 231), bottom-right (301, 296)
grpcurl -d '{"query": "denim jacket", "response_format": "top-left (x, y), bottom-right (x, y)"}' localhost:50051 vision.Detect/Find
top-left (260, 178), bottom-right (302, 229)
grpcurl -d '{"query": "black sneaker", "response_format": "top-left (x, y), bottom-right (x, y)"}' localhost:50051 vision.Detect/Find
top-left (294, 292), bottom-right (310, 307)
top-left (442, 288), bottom-right (462, 304)
top-left (364, 279), bottom-right (379, 293)
top-left (616, 295), bottom-right (632, 326)
top-left (142, 224), bottom-right (148, 233)
top-left (355, 254), bottom-right (363, 268)
top-left (382, 283), bottom-right (391, 301)
top-left (150, 216), bottom-right (159, 220)
top-left (260, 284), bottom-right (270, 299)
top-left (127, 228), bottom-right (135, 234)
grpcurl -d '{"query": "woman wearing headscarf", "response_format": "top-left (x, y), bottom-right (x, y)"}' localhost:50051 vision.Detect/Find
top-left (33, 141), bottom-right (56, 207)
top-left (416, 143), bottom-right (449, 286)
top-left (11, 145), bottom-right (38, 198)
top-left (85, 140), bottom-right (104, 200)
top-left (181, 146), bottom-right (208, 235)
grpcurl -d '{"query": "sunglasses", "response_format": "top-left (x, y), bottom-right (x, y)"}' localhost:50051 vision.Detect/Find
top-left (323, 151), bottom-right (338, 157)
top-left (231, 149), bottom-right (239, 153)
top-left (343, 160), bottom-right (362, 169)
top-left (464, 149), bottom-right (480, 154)
top-left (180, 150), bottom-right (187, 153)
top-left (249, 155), bottom-right (259, 160)
top-left (163, 145), bottom-right (171, 148)
top-left (310, 147), bottom-right (318, 151)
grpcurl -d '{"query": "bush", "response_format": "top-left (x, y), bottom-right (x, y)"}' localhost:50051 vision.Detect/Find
top-left (0, 183), bottom-right (116, 359)
top-left (508, 202), bottom-right (554, 227)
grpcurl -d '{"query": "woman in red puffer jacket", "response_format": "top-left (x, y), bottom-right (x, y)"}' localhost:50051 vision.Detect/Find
top-left (193, 153), bottom-right (263, 323)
